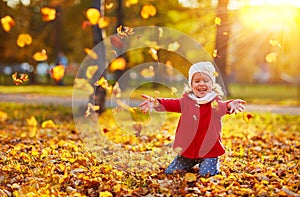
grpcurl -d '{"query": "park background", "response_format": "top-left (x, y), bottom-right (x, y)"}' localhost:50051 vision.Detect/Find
top-left (0, 0), bottom-right (299, 196)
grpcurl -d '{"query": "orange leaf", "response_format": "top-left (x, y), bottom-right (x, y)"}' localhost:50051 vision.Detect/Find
top-left (1, 15), bottom-right (15, 32)
top-left (33, 49), bottom-right (48, 61)
top-left (243, 112), bottom-right (254, 123)
top-left (17, 33), bottom-right (32, 47)
top-left (98, 17), bottom-right (110, 28)
top-left (110, 57), bottom-right (126, 72)
top-left (12, 72), bottom-right (29, 85)
top-left (140, 5), bottom-right (156, 19)
top-left (51, 65), bottom-right (65, 82)
top-left (117, 25), bottom-right (134, 38)
top-left (82, 21), bottom-right (92, 29)
top-left (41, 7), bottom-right (56, 22)
top-left (84, 48), bottom-right (98, 59)
top-left (86, 8), bottom-right (100, 25)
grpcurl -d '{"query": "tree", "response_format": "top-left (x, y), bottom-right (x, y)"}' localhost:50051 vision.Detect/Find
top-left (214, 0), bottom-right (230, 95)
top-left (90, 0), bottom-right (107, 114)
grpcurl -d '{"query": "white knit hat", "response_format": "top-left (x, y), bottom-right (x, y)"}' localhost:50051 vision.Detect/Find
top-left (188, 61), bottom-right (216, 87)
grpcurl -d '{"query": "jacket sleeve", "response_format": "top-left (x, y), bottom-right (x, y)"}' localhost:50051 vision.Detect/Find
top-left (215, 99), bottom-right (233, 117)
top-left (154, 98), bottom-right (182, 113)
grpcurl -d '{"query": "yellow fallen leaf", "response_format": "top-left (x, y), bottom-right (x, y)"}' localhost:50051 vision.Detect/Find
top-left (0, 110), bottom-right (8, 123)
top-left (26, 116), bottom-right (38, 127)
top-left (100, 191), bottom-right (113, 197)
top-left (185, 173), bottom-right (197, 182)
top-left (41, 120), bottom-right (57, 129)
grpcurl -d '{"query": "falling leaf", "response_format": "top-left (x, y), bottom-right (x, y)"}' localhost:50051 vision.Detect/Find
top-left (171, 87), bottom-right (177, 95)
top-left (185, 173), bottom-right (197, 182)
top-left (95, 77), bottom-right (112, 93)
top-left (82, 21), bottom-right (92, 29)
top-left (112, 82), bottom-right (121, 98)
top-left (0, 111), bottom-right (8, 123)
top-left (74, 78), bottom-right (94, 95)
top-left (84, 48), bottom-right (98, 59)
top-left (111, 50), bottom-right (117, 57)
top-left (26, 116), bottom-right (38, 127)
top-left (211, 100), bottom-right (219, 110)
top-left (33, 49), bottom-right (48, 61)
top-left (265, 52), bottom-right (277, 63)
top-left (117, 25), bottom-right (134, 38)
top-left (17, 33), bottom-right (32, 47)
top-left (41, 120), bottom-right (57, 129)
top-left (86, 65), bottom-right (98, 79)
top-left (105, 2), bottom-right (114, 9)
top-left (148, 48), bottom-right (158, 61)
top-left (167, 41), bottom-right (180, 52)
top-left (1, 15), bottom-right (15, 32)
top-left (12, 72), bottom-right (29, 85)
top-left (269, 39), bottom-right (281, 48)
top-left (109, 57), bottom-right (126, 72)
top-left (126, 0), bottom-right (138, 7)
top-left (86, 8), bottom-right (100, 25)
top-left (140, 4), bottom-right (157, 19)
top-left (215, 17), bottom-right (222, 25)
top-left (51, 65), bottom-right (65, 82)
top-left (98, 17), bottom-right (110, 28)
top-left (213, 49), bottom-right (219, 58)
top-left (158, 27), bottom-right (164, 38)
top-left (116, 99), bottom-right (136, 113)
top-left (140, 66), bottom-right (155, 78)
top-left (41, 7), bottom-right (56, 22)
top-left (213, 71), bottom-right (219, 77)
top-left (85, 103), bottom-right (100, 118)
top-left (243, 112), bottom-right (254, 123)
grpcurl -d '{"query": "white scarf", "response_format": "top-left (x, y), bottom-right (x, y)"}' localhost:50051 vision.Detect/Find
top-left (188, 91), bottom-right (217, 104)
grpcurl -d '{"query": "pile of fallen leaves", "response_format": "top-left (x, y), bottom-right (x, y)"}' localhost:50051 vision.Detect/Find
top-left (0, 106), bottom-right (299, 196)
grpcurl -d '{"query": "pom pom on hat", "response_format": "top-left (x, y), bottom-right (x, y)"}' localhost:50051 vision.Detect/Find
top-left (188, 61), bottom-right (217, 87)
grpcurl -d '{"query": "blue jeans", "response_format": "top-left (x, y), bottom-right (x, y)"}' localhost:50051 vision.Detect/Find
top-left (165, 155), bottom-right (220, 176)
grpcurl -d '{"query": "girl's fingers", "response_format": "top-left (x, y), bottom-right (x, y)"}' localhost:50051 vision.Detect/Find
top-left (141, 94), bottom-right (150, 100)
top-left (138, 101), bottom-right (148, 108)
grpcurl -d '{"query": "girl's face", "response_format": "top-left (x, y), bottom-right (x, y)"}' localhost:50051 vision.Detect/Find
top-left (191, 72), bottom-right (213, 98)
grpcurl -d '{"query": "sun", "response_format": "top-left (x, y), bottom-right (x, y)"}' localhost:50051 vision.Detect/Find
top-left (248, 0), bottom-right (300, 7)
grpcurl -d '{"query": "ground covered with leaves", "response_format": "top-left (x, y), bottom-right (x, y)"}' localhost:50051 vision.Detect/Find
top-left (0, 103), bottom-right (299, 197)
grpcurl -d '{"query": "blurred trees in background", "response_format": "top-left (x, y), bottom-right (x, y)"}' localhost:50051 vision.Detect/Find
top-left (0, 0), bottom-right (299, 84)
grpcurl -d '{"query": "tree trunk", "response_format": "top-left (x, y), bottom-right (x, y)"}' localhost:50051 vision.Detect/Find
top-left (91, 0), bottom-right (106, 114)
top-left (214, 0), bottom-right (230, 96)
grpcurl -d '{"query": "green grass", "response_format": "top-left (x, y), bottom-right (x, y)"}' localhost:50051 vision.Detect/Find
top-left (0, 83), bottom-right (299, 105)
top-left (0, 85), bottom-right (74, 96)
top-left (229, 83), bottom-right (299, 105)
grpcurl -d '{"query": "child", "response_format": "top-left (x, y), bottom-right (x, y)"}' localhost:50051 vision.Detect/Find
top-left (138, 61), bottom-right (246, 177)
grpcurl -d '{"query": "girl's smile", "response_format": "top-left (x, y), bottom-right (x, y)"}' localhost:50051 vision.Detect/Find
top-left (191, 72), bottom-right (213, 98)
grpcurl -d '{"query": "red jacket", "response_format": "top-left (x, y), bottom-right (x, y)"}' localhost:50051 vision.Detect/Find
top-left (155, 94), bottom-right (231, 159)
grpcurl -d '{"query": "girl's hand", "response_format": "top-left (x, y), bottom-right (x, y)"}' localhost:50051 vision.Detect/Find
top-left (138, 94), bottom-right (159, 113)
top-left (228, 99), bottom-right (246, 114)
